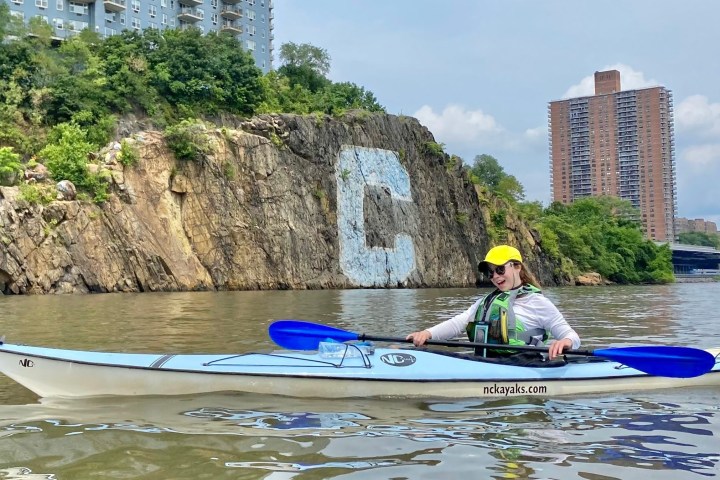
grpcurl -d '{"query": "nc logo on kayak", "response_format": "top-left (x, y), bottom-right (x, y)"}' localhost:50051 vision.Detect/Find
top-left (19, 358), bottom-right (34, 368)
top-left (380, 353), bottom-right (416, 367)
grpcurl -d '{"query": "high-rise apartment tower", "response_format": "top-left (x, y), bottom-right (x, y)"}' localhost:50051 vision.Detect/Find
top-left (2, 0), bottom-right (274, 72)
top-left (549, 70), bottom-right (677, 241)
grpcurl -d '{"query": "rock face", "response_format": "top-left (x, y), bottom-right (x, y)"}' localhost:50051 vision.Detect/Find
top-left (0, 113), bottom-right (567, 294)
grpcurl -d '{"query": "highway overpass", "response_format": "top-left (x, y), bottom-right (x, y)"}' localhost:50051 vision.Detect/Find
top-left (657, 242), bottom-right (720, 274)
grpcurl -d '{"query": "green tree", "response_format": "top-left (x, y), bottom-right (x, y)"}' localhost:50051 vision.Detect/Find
top-left (39, 122), bottom-right (108, 202)
top-left (470, 154), bottom-right (505, 187)
top-left (312, 81), bottom-right (385, 114)
top-left (0, 146), bottom-right (23, 185)
top-left (469, 154), bottom-right (524, 202)
top-left (260, 43), bottom-right (384, 115)
top-left (0, 3), bottom-right (9, 40)
top-left (256, 71), bottom-right (314, 114)
top-left (279, 42), bottom-right (331, 76)
top-left (147, 29), bottom-right (264, 116)
top-left (46, 36), bottom-right (114, 146)
top-left (277, 42), bottom-right (331, 93)
top-left (98, 30), bottom-right (161, 115)
top-left (0, 3), bottom-right (24, 40)
top-left (26, 16), bottom-right (54, 46)
top-left (678, 231), bottom-right (720, 249)
top-left (536, 197), bottom-right (674, 284)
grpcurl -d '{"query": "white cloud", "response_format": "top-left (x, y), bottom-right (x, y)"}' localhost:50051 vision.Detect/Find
top-left (413, 105), bottom-right (548, 155)
top-left (681, 143), bottom-right (720, 168)
top-left (412, 104), bottom-right (551, 203)
top-left (562, 64), bottom-right (660, 99)
top-left (675, 95), bottom-right (720, 136)
top-left (523, 126), bottom-right (546, 142)
top-left (413, 104), bottom-right (503, 144)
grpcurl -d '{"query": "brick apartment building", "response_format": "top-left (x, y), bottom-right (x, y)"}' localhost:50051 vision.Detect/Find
top-left (549, 70), bottom-right (677, 241)
top-left (676, 217), bottom-right (718, 235)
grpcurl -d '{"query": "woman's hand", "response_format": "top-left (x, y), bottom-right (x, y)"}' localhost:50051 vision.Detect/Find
top-left (406, 330), bottom-right (432, 347)
top-left (548, 338), bottom-right (573, 359)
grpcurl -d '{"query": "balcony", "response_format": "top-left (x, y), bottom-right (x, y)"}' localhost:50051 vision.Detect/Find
top-left (104, 0), bottom-right (125, 11)
top-left (178, 6), bottom-right (203, 21)
top-left (220, 5), bottom-right (241, 18)
top-left (221, 19), bottom-right (242, 34)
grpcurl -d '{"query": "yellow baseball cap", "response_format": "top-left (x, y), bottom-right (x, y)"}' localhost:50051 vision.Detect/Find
top-left (478, 245), bottom-right (523, 270)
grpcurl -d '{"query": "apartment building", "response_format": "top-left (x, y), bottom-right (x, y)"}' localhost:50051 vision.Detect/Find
top-left (676, 217), bottom-right (718, 235)
top-left (549, 70), bottom-right (677, 241)
top-left (2, 0), bottom-right (274, 72)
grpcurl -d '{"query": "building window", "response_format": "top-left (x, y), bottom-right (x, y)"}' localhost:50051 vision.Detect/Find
top-left (131, 16), bottom-right (140, 30)
top-left (11, 0), bottom-right (24, 5)
top-left (247, 24), bottom-right (255, 35)
top-left (53, 17), bottom-right (63, 28)
top-left (149, 5), bottom-right (156, 16)
top-left (246, 39), bottom-right (255, 50)
top-left (246, 9), bottom-right (255, 20)
top-left (160, 0), bottom-right (166, 6)
top-left (161, 13), bottom-right (167, 24)
top-left (68, 0), bottom-right (89, 12)
top-left (210, 0), bottom-right (217, 7)
top-left (56, 0), bottom-right (63, 10)
top-left (35, 0), bottom-right (48, 9)
top-left (211, 13), bottom-right (217, 24)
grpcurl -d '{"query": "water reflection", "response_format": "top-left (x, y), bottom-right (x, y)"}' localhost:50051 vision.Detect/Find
top-left (2, 392), bottom-right (716, 477)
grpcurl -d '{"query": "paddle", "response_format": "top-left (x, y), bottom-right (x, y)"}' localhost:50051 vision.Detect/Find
top-left (269, 320), bottom-right (717, 379)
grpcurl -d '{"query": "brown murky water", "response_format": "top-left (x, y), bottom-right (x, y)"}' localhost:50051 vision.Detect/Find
top-left (0, 284), bottom-right (719, 478)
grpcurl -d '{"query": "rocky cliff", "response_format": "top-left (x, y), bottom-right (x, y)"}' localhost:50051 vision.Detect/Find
top-left (0, 112), bottom-right (565, 294)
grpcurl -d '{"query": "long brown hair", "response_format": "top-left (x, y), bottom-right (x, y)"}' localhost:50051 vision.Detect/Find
top-left (518, 263), bottom-right (541, 289)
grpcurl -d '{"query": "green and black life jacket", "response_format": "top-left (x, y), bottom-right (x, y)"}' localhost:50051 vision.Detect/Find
top-left (466, 284), bottom-right (549, 356)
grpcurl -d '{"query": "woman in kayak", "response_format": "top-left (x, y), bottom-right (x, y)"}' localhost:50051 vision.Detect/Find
top-left (406, 245), bottom-right (580, 360)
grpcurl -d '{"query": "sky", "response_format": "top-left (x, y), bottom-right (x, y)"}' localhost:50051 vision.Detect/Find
top-left (272, 0), bottom-right (720, 225)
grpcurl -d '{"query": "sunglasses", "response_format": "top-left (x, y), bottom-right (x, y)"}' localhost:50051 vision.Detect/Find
top-left (485, 262), bottom-right (515, 277)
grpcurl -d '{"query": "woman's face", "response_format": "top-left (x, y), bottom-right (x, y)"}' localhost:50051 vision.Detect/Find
top-left (487, 261), bottom-right (521, 291)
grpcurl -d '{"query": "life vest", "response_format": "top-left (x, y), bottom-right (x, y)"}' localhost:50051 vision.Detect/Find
top-left (466, 284), bottom-right (549, 356)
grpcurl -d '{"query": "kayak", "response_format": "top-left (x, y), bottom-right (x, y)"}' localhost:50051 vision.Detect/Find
top-left (1, 340), bottom-right (718, 399)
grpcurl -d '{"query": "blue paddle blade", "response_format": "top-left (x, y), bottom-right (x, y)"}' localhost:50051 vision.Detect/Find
top-left (269, 320), bottom-right (360, 350)
top-left (593, 346), bottom-right (716, 378)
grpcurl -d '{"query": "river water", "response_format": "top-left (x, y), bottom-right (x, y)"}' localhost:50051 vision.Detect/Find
top-left (0, 284), bottom-right (718, 479)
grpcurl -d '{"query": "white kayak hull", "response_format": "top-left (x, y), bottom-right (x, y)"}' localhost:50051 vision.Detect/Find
top-left (0, 342), bottom-right (718, 399)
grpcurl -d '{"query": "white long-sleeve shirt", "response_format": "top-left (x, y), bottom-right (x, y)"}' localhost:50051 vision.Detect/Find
top-left (427, 293), bottom-right (581, 349)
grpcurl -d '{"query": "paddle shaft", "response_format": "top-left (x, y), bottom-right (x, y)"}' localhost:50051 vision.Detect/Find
top-left (268, 320), bottom-right (716, 378)
top-left (359, 334), bottom-right (589, 355)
